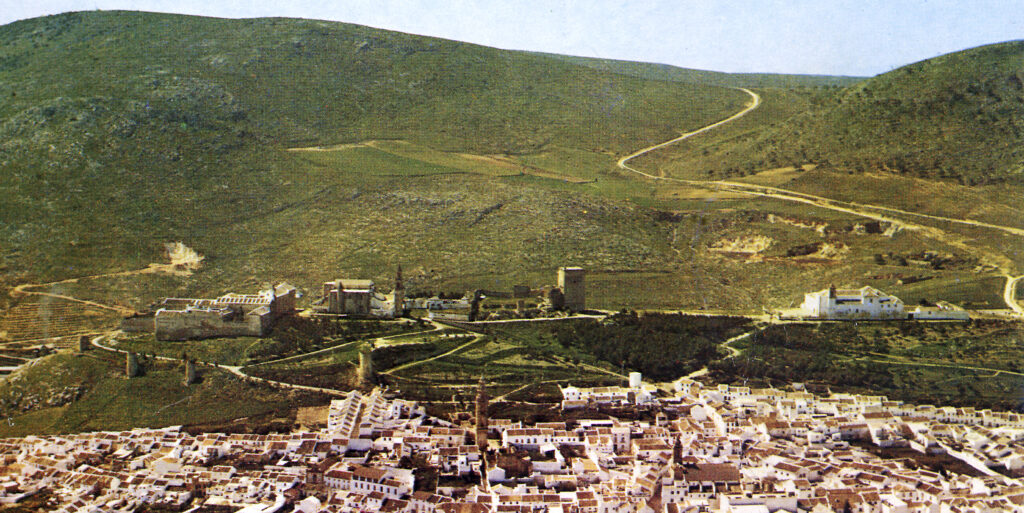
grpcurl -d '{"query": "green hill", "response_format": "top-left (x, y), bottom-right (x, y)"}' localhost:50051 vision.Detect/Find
top-left (659, 40), bottom-right (1024, 185)
top-left (2, 11), bottom-right (1015, 317)
top-left (534, 52), bottom-right (865, 88)
top-left (0, 10), bottom-right (756, 292)
top-left (0, 11), bottom-right (749, 153)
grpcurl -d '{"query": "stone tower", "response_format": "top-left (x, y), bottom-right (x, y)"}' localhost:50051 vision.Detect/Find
top-left (392, 264), bottom-right (405, 318)
top-left (78, 335), bottom-right (91, 353)
top-left (557, 267), bottom-right (585, 312)
top-left (544, 287), bottom-right (565, 311)
top-left (125, 352), bottom-right (140, 378)
top-left (357, 344), bottom-right (375, 387)
top-left (469, 290), bottom-right (483, 322)
top-left (184, 359), bottom-right (198, 385)
top-left (475, 376), bottom-right (489, 451)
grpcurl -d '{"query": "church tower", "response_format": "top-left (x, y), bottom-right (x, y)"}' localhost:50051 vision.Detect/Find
top-left (475, 376), bottom-right (489, 451)
top-left (392, 264), bottom-right (405, 318)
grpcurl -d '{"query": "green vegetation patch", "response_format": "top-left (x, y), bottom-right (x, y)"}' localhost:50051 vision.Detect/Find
top-left (668, 41), bottom-right (1024, 186)
top-left (712, 321), bottom-right (1024, 410)
top-left (482, 313), bottom-right (752, 381)
top-left (0, 10), bottom-right (752, 306)
top-left (111, 317), bottom-right (418, 366)
top-left (290, 145), bottom-right (471, 178)
top-left (0, 351), bottom-right (326, 436)
top-left (112, 333), bottom-right (267, 367)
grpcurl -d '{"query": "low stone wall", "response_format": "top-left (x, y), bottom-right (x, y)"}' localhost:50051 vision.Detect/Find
top-left (120, 315), bottom-right (155, 333)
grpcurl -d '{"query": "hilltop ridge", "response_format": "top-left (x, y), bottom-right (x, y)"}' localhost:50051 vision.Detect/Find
top-left (533, 52), bottom-right (866, 89)
top-left (657, 40), bottom-right (1024, 185)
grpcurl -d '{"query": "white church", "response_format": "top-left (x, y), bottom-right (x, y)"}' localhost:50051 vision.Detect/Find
top-left (800, 285), bottom-right (904, 319)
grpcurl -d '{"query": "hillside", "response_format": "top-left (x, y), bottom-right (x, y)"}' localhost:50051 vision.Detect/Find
top-left (535, 52), bottom-right (865, 88)
top-left (0, 10), bottom-right (752, 294)
top-left (1, 11), bottom-right (1016, 321)
top-left (651, 40), bottom-right (1024, 185)
top-left (0, 11), bottom-right (748, 153)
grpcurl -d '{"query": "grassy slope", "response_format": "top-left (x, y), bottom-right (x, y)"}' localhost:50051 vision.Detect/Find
top-left (668, 40), bottom-right (1024, 186)
top-left (0, 351), bottom-right (325, 436)
top-left (0, 13), bottom-right (1014, 312)
top-left (2, 12), bottom-right (1021, 431)
top-left (631, 42), bottom-right (1024, 274)
top-left (716, 321), bottom-right (1024, 411)
top-left (0, 10), bottom-right (749, 295)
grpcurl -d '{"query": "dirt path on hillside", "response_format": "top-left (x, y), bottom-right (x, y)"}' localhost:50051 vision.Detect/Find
top-left (381, 335), bottom-right (485, 375)
top-left (670, 327), bottom-right (761, 387)
top-left (9, 242), bottom-right (203, 316)
top-left (616, 90), bottom-right (1023, 311)
top-left (245, 322), bottom-right (445, 368)
top-left (1004, 275), bottom-right (1024, 315)
top-left (91, 333), bottom-right (348, 397)
top-left (617, 87), bottom-right (761, 170)
top-left (844, 352), bottom-right (1024, 378)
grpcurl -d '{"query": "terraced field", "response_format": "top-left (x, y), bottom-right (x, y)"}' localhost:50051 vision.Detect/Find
top-left (0, 298), bottom-right (117, 345)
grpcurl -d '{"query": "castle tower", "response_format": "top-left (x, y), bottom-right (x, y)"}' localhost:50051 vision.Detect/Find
top-left (469, 290), bottom-right (483, 322)
top-left (392, 264), bottom-right (405, 318)
top-left (184, 359), bottom-right (198, 385)
top-left (358, 344), bottom-right (375, 387)
top-left (557, 267), bottom-right (585, 312)
top-left (126, 352), bottom-right (140, 378)
top-left (78, 335), bottom-right (91, 353)
top-left (475, 375), bottom-right (489, 451)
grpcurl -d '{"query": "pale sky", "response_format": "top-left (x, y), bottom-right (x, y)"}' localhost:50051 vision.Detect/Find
top-left (2, 0), bottom-right (1021, 76)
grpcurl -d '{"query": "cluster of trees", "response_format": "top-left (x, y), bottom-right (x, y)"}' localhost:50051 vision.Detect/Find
top-left (551, 312), bottom-right (751, 381)
top-left (249, 362), bottom-right (353, 390)
top-left (710, 324), bottom-right (896, 390)
top-left (245, 317), bottom-right (411, 362)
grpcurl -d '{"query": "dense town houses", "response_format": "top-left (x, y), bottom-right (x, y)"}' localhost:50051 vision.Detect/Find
top-left (4, 380), bottom-right (1024, 512)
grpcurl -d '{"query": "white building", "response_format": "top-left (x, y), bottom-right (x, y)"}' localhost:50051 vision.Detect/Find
top-left (907, 301), bottom-right (970, 320)
top-left (801, 285), bottom-right (904, 319)
top-left (154, 283), bottom-right (296, 340)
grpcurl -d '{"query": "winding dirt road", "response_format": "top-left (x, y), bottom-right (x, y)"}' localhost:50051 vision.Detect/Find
top-left (676, 327), bottom-right (760, 382)
top-left (617, 88), bottom-right (761, 173)
top-left (381, 335), bottom-right (485, 375)
top-left (1004, 275), bottom-right (1024, 315)
top-left (12, 281), bottom-right (135, 315)
top-left (616, 87), bottom-right (1024, 311)
top-left (91, 333), bottom-right (349, 397)
top-left (10, 259), bottom-right (200, 316)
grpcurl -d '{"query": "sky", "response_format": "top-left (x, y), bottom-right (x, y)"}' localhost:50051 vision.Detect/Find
top-left (2, 0), bottom-right (1022, 76)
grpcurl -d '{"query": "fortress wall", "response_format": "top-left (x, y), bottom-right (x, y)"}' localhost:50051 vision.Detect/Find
top-left (120, 315), bottom-right (156, 333)
top-left (155, 310), bottom-right (266, 341)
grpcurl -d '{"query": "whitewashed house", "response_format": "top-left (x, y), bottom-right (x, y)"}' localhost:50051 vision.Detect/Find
top-left (801, 285), bottom-right (904, 319)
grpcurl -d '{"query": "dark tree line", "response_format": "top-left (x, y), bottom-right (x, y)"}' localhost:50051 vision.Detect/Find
top-left (552, 312), bottom-right (751, 381)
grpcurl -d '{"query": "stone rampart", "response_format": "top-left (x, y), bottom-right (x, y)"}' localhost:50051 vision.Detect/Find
top-left (155, 309), bottom-right (268, 341)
